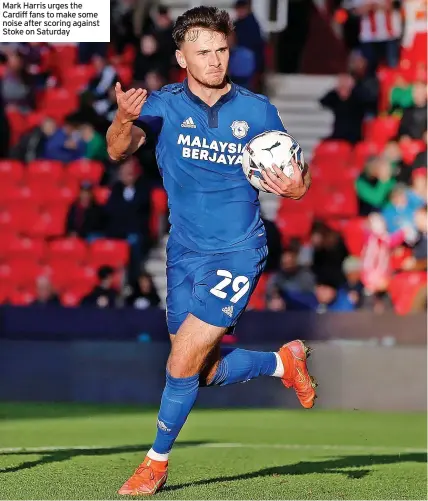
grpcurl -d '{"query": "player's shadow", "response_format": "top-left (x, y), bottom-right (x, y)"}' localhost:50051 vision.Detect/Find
top-left (164, 453), bottom-right (427, 491)
top-left (0, 441), bottom-right (206, 474)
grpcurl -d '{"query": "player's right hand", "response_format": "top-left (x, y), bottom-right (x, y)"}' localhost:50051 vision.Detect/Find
top-left (115, 82), bottom-right (148, 124)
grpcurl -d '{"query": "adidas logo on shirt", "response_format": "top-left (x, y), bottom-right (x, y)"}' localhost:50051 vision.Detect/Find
top-left (222, 305), bottom-right (234, 318)
top-left (181, 117), bottom-right (196, 128)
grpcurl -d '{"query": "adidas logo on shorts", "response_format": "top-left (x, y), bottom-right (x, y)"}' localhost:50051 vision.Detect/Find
top-left (222, 305), bottom-right (234, 318)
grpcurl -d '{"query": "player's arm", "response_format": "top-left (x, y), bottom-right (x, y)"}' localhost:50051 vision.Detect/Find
top-left (260, 102), bottom-right (312, 199)
top-left (106, 83), bottom-right (148, 162)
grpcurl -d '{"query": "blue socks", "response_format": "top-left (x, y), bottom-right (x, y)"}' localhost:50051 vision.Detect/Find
top-left (208, 348), bottom-right (278, 386)
top-left (150, 350), bottom-right (279, 457)
top-left (152, 372), bottom-right (199, 455)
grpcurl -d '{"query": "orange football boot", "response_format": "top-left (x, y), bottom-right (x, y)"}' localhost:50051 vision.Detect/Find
top-left (118, 457), bottom-right (168, 496)
top-left (278, 340), bottom-right (317, 409)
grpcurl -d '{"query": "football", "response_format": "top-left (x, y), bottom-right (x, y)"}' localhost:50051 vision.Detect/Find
top-left (242, 130), bottom-right (305, 192)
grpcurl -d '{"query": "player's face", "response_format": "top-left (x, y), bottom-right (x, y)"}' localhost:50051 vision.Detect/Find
top-left (177, 29), bottom-right (229, 88)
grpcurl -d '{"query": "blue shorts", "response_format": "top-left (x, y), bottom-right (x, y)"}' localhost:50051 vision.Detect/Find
top-left (166, 238), bottom-right (268, 334)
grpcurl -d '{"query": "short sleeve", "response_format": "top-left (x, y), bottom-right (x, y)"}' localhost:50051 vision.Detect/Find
top-left (264, 102), bottom-right (287, 133)
top-left (134, 91), bottom-right (165, 139)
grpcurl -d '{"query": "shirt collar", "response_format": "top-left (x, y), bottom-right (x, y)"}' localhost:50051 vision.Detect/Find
top-left (183, 77), bottom-right (237, 108)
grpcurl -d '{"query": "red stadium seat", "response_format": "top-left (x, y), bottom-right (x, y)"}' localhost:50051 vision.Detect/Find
top-left (0, 207), bottom-right (32, 234)
top-left (399, 139), bottom-right (425, 165)
top-left (40, 88), bottom-right (78, 119)
top-left (277, 190), bottom-right (314, 217)
top-left (26, 160), bottom-right (64, 184)
top-left (365, 116), bottom-right (400, 145)
top-left (342, 217), bottom-right (367, 256)
top-left (0, 282), bottom-right (12, 304)
top-left (89, 239), bottom-right (130, 269)
top-left (26, 208), bottom-right (68, 239)
top-left (43, 185), bottom-right (78, 207)
top-left (247, 272), bottom-right (271, 310)
top-left (312, 182), bottom-right (358, 219)
top-left (389, 272), bottom-right (427, 315)
top-left (9, 289), bottom-right (36, 306)
top-left (7, 237), bottom-right (46, 262)
top-left (1, 259), bottom-right (43, 288)
top-left (353, 141), bottom-right (382, 169)
top-left (313, 140), bottom-right (352, 161)
top-left (311, 160), bottom-right (360, 182)
top-left (94, 186), bottom-right (111, 205)
top-left (150, 187), bottom-right (168, 238)
top-left (63, 64), bottom-right (95, 91)
top-left (0, 160), bottom-right (24, 183)
top-left (52, 44), bottom-right (77, 79)
top-left (276, 212), bottom-right (313, 245)
top-left (1, 185), bottom-right (45, 210)
top-left (47, 238), bottom-right (88, 263)
top-left (66, 159), bottom-right (103, 185)
top-left (5, 108), bottom-right (26, 145)
top-left (122, 45), bottom-right (137, 64)
top-left (115, 65), bottom-right (133, 87)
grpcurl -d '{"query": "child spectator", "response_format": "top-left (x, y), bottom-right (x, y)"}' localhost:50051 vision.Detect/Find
top-left (81, 266), bottom-right (119, 308)
top-left (126, 271), bottom-right (161, 309)
top-left (382, 183), bottom-right (425, 233)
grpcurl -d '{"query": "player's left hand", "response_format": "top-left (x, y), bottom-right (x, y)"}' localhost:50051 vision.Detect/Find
top-left (260, 158), bottom-right (307, 200)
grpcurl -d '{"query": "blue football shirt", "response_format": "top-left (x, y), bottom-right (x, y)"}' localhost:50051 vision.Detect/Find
top-left (136, 79), bottom-right (286, 253)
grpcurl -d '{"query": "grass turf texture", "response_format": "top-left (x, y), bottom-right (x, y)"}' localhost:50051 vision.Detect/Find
top-left (0, 403), bottom-right (426, 500)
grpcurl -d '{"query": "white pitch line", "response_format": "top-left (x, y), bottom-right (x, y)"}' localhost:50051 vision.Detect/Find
top-left (0, 443), bottom-right (426, 454)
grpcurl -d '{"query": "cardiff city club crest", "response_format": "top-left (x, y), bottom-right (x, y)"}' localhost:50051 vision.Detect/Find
top-left (231, 120), bottom-right (249, 139)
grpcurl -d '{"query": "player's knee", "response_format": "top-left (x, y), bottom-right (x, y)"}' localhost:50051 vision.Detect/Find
top-left (167, 357), bottom-right (198, 379)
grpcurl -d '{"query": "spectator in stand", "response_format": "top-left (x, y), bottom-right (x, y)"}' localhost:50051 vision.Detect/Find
top-left (78, 43), bottom-right (108, 64)
top-left (262, 217), bottom-right (282, 273)
top-left (105, 159), bottom-right (151, 279)
top-left (356, 156), bottom-right (396, 215)
top-left (84, 55), bottom-right (119, 112)
top-left (400, 206), bottom-right (427, 273)
top-left (0, 91), bottom-right (10, 158)
top-left (361, 212), bottom-right (416, 313)
top-left (31, 276), bottom-right (61, 307)
top-left (319, 74), bottom-right (364, 143)
top-left (382, 140), bottom-right (410, 184)
top-left (411, 130), bottom-right (427, 172)
top-left (342, 256), bottom-right (364, 309)
top-left (145, 70), bottom-right (167, 93)
top-left (265, 289), bottom-right (287, 311)
top-left (411, 168), bottom-right (428, 204)
top-left (79, 123), bottom-right (109, 163)
top-left (126, 271), bottom-right (161, 309)
top-left (349, 51), bottom-right (379, 118)
top-left (389, 75), bottom-right (414, 115)
top-left (228, 31), bottom-right (256, 90)
top-left (10, 117), bottom-right (56, 163)
top-left (81, 265), bottom-right (119, 308)
top-left (150, 6), bottom-right (176, 69)
top-left (66, 182), bottom-right (104, 240)
top-left (398, 83), bottom-right (427, 140)
top-left (42, 115), bottom-right (85, 163)
top-left (350, 0), bottom-right (402, 72)
top-left (93, 85), bottom-right (118, 125)
top-left (312, 272), bottom-right (355, 313)
top-left (233, 0), bottom-right (265, 80)
top-left (1, 51), bottom-right (34, 112)
top-left (382, 183), bottom-right (425, 233)
top-left (311, 222), bottom-right (349, 287)
top-left (133, 34), bottom-right (169, 86)
top-left (266, 248), bottom-right (315, 310)
top-left (110, 0), bottom-right (138, 54)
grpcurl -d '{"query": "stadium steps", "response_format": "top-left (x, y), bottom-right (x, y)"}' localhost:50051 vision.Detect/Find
top-left (266, 74), bottom-right (336, 158)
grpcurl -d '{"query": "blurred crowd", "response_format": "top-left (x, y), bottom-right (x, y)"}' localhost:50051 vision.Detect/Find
top-left (0, 0), bottom-right (426, 315)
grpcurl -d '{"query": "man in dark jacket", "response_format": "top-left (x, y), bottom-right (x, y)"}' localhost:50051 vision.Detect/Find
top-left (320, 74), bottom-right (365, 144)
top-left (81, 265), bottom-right (119, 308)
top-left (105, 159), bottom-right (151, 280)
top-left (398, 83), bottom-right (427, 140)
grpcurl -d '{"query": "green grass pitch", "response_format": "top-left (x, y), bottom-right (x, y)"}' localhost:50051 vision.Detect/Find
top-left (0, 402), bottom-right (426, 500)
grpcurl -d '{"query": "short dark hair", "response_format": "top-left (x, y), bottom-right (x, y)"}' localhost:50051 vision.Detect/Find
top-left (172, 6), bottom-right (234, 48)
